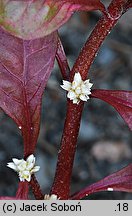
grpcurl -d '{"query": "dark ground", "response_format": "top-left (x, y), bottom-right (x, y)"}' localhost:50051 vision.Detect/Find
top-left (0, 1), bottom-right (132, 199)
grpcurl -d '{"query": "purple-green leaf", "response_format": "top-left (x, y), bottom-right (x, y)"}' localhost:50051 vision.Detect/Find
top-left (0, 0), bottom-right (105, 39)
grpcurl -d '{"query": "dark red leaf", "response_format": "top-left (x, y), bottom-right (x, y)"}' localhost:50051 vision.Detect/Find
top-left (91, 89), bottom-right (132, 130)
top-left (0, 28), bottom-right (58, 156)
top-left (71, 164), bottom-right (132, 199)
top-left (56, 36), bottom-right (70, 80)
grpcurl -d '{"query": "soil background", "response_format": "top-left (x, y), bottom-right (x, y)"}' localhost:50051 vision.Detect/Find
top-left (0, 0), bottom-right (132, 199)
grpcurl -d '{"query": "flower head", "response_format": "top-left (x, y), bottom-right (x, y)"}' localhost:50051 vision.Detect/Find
top-left (7, 154), bottom-right (40, 182)
top-left (44, 194), bottom-right (58, 200)
top-left (61, 72), bottom-right (93, 104)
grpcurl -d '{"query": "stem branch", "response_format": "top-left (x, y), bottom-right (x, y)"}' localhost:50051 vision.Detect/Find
top-left (51, 0), bottom-right (126, 199)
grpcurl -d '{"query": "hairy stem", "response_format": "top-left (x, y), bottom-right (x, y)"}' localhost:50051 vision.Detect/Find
top-left (16, 182), bottom-right (29, 199)
top-left (51, 0), bottom-right (126, 199)
top-left (51, 101), bottom-right (84, 199)
top-left (30, 175), bottom-right (44, 200)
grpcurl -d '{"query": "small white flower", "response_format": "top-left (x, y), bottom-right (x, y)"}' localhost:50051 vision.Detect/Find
top-left (7, 154), bottom-right (40, 182)
top-left (61, 72), bottom-right (93, 104)
top-left (44, 194), bottom-right (58, 200)
top-left (19, 170), bottom-right (31, 182)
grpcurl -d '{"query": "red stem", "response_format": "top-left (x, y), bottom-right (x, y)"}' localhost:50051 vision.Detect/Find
top-left (51, 101), bottom-right (84, 199)
top-left (30, 175), bottom-right (44, 200)
top-left (51, 0), bottom-right (126, 199)
top-left (16, 182), bottom-right (29, 199)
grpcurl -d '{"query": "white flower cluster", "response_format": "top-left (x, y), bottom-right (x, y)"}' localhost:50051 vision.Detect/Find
top-left (61, 72), bottom-right (93, 104)
top-left (44, 194), bottom-right (58, 200)
top-left (7, 154), bottom-right (40, 182)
